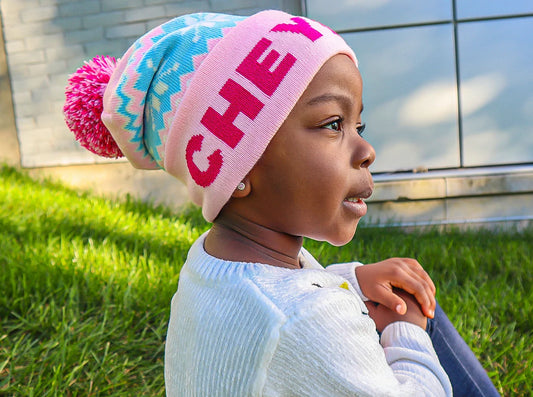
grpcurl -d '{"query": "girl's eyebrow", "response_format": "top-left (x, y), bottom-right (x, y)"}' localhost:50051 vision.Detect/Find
top-left (306, 93), bottom-right (364, 114)
top-left (306, 93), bottom-right (351, 106)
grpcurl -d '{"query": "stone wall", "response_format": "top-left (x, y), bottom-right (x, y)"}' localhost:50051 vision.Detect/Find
top-left (0, 0), bottom-right (301, 168)
top-left (0, 0), bottom-right (302, 211)
top-left (0, 12), bottom-right (20, 166)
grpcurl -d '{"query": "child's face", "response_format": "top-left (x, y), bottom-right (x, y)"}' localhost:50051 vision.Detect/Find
top-left (248, 54), bottom-right (375, 246)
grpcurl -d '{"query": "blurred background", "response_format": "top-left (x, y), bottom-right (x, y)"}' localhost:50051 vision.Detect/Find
top-left (1, 0), bottom-right (532, 228)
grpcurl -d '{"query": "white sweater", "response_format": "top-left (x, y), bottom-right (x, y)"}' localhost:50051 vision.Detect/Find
top-left (165, 233), bottom-right (452, 396)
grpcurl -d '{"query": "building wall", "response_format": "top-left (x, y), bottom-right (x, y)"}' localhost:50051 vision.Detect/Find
top-left (303, 0), bottom-right (533, 228)
top-left (0, 10), bottom-right (20, 166)
top-left (1, 0), bottom-right (532, 227)
top-left (0, 0), bottom-right (302, 212)
top-left (368, 166), bottom-right (533, 229)
top-left (0, 0), bottom-right (301, 168)
top-left (306, 1), bottom-right (533, 173)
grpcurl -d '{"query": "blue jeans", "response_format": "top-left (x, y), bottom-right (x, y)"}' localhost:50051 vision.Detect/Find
top-left (426, 303), bottom-right (500, 396)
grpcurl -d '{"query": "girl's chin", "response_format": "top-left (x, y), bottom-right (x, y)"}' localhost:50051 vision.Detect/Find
top-left (317, 221), bottom-right (360, 247)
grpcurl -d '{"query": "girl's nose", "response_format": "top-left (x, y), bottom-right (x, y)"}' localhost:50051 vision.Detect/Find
top-left (352, 136), bottom-right (376, 169)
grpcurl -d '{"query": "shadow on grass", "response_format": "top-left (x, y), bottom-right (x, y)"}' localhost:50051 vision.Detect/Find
top-left (1, 167), bottom-right (183, 394)
top-left (1, 165), bottom-right (209, 261)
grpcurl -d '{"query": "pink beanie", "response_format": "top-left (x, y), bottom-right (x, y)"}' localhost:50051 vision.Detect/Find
top-left (64, 10), bottom-right (357, 222)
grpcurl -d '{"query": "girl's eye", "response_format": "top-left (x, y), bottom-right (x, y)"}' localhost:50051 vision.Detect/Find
top-left (322, 118), bottom-right (343, 132)
top-left (356, 123), bottom-right (366, 136)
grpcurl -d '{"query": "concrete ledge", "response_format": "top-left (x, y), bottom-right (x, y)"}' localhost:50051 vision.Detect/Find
top-left (27, 162), bottom-right (190, 211)
top-left (24, 163), bottom-right (533, 230)
top-left (367, 166), bottom-right (533, 227)
top-left (370, 178), bottom-right (446, 202)
top-left (446, 171), bottom-right (533, 197)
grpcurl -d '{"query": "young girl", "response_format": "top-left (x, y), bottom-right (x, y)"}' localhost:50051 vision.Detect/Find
top-left (64, 10), bottom-right (499, 396)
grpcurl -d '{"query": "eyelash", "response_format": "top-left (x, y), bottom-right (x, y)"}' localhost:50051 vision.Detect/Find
top-left (322, 118), bottom-right (366, 136)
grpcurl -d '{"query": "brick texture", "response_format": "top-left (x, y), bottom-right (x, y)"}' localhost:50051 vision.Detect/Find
top-left (0, 0), bottom-right (301, 167)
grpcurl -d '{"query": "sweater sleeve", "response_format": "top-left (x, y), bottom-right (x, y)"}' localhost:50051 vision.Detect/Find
top-left (262, 288), bottom-right (452, 396)
top-left (326, 262), bottom-right (369, 301)
top-left (298, 247), bottom-right (369, 302)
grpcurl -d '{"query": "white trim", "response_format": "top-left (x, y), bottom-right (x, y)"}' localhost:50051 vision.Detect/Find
top-left (363, 215), bottom-right (533, 229)
top-left (373, 164), bottom-right (533, 182)
top-left (300, 0), bottom-right (307, 15)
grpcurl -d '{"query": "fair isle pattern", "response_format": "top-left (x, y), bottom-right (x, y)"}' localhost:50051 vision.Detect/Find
top-left (113, 13), bottom-right (245, 168)
top-left (100, 10), bottom-right (360, 222)
top-left (109, 27), bottom-right (166, 169)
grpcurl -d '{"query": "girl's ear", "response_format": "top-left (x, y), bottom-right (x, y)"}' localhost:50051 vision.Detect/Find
top-left (231, 176), bottom-right (251, 198)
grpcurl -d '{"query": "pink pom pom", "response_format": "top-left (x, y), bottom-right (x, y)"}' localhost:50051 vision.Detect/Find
top-left (64, 55), bottom-right (123, 158)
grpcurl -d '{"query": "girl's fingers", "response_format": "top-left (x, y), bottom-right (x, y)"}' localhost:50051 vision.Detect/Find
top-left (401, 258), bottom-right (436, 294)
top-left (391, 265), bottom-right (436, 318)
top-left (400, 280), bottom-right (436, 317)
top-left (356, 258), bottom-right (437, 318)
top-left (369, 285), bottom-right (407, 315)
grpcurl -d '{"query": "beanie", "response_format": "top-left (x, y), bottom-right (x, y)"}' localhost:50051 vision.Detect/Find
top-left (64, 10), bottom-right (357, 222)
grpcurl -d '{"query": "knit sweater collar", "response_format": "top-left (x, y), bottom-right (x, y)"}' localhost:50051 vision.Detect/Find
top-left (184, 231), bottom-right (323, 282)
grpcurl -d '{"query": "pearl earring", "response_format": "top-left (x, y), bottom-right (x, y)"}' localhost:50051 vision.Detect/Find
top-left (237, 182), bottom-right (246, 191)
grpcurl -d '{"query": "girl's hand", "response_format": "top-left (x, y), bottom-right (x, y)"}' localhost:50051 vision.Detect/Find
top-left (355, 258), bottom-right (436, 318)
top-left (365, 288), bottom-right (428, 332)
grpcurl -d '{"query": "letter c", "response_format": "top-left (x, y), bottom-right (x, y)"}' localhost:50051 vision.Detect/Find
top-left (185, 135), bottom-right (223, 187)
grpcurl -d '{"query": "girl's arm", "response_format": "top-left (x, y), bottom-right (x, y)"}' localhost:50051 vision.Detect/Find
top-left (326, 258), bottom-right (437, 318)
top-left (263, 287), bottom-right (452, 396)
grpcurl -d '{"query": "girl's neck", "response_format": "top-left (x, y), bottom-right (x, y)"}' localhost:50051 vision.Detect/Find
top-left (204, 211), bottom-right (303, 269)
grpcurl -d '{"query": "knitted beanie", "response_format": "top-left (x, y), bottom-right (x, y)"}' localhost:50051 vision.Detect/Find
top-left (64, 10), bottom-right (357, 222)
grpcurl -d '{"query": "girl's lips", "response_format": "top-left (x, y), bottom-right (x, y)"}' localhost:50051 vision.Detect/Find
top-left (343, 197), bottom-right (368, 217)
top-left (342, 184), bottom-right (373, 217)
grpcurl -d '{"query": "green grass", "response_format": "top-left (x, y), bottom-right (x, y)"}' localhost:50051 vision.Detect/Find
top-left (0, 165), bottom-right (531, 396)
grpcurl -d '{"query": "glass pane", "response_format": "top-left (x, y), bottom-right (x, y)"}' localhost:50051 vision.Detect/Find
top-left (457, 0), bottom-right (533, 20)
top-left (343, 25), bottom-right (460, 173)
top-left (306, 0), bottom-right (452, 31)
top-left (459, 17), bottom-right (533, 167)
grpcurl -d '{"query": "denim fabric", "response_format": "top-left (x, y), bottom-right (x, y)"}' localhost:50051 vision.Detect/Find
top-left (427, 303), bottom-right (501, 396)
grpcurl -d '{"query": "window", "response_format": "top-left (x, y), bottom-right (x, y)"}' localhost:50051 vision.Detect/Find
top-left (306, 0), bottom-right (533, 173)
top-left (343, 25), bottom-right (458, 172)
top-left (459, 17), bottom-right (533, 166)
top-left (306, 0), bottom-right (451, 31)
top-left (456, 0), bottom-right (533, 19)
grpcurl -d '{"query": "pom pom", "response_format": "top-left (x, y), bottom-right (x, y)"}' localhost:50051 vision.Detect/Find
top-left (64, 55), bottom-right (123, 158)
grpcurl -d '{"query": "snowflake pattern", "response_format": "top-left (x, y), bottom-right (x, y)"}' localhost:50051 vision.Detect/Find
top-left (113, 13), bottom-right (246, 166)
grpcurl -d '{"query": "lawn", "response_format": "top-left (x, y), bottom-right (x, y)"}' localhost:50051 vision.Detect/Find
top-left (0, 165), bottom-right (531, 396)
